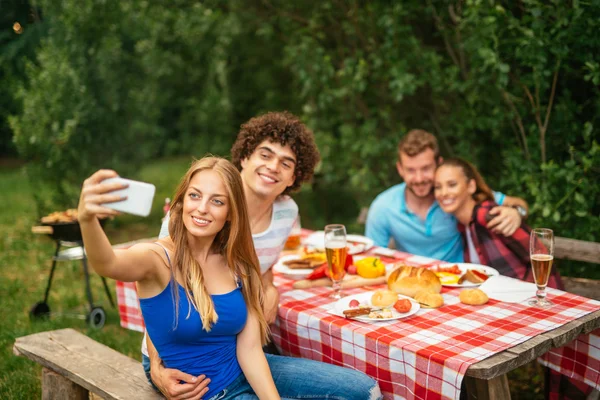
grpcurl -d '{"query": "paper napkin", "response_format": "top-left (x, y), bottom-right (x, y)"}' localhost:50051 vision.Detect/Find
top-left (479, 275), bottom-right (537, 303)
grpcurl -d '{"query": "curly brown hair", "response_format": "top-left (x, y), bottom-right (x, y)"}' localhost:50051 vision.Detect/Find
top-left (231, 111), bottom-right (320, 195)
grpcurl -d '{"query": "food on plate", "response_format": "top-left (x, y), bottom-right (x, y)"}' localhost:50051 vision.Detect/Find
top-left (371, 289), bottom-right (398, 308)
top-left (434, 264), bottom-right (462, 275)
top-left (347, 265), bottom-right (358, 275)
top-left (41, 209), bottom-right (79, 224)
top-left (414, 291), bottom-right (444, 308)
top-left (459, 288), bottom-right (489, 305)
top-left (343, 307), bottom-right (372, 318)
top-left (368, 309), bottom-right (393, 319)
top-left (347, 240), bottom-right (367, 254)
top-left (435, 272), bottom-right (460, 285)
top-left (349, 299), bottom-right (360, 308)
top-left (355, 257), bottom-right (386, 279)
top-left (300, 251), bottom-right (327, 263)
top-left (393, 299), bottom-right (412, 313)
top-left (282, 258), bottom-right (324, 269)
top-left (387, 265), bottom-right (442, 298)
top-left (464, 269), bottom-right (489, 284)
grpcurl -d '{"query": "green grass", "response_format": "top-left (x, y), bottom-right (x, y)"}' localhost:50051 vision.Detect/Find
top-left (0, 158), bottom-right (544, 399)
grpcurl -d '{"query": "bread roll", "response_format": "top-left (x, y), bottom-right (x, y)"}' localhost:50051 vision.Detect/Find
top-left (371, 289), bottom-right (398, 308)
top-left (387, 265), bottom-right (442, 298)
top-left (414, 291), bottom-right (444, 308)
top-left (459, 288), bottom-right (489, 305)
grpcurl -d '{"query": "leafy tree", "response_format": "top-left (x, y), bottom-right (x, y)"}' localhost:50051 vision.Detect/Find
top-left (243, 0), bottom-right (599, 247)
top-left (0, 0), bottom-right (45, 157)
top-left (7, 0), bottom-right (599, 270)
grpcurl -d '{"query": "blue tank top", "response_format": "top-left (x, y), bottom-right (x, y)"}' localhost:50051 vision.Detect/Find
top-left (139, 247), bottom-right (247, 399)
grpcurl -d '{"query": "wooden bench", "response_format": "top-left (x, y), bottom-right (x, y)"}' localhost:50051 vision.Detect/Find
top-left (13, 328), bottom-right (162, 400)
top-left (554, 237), bottom-right (600, 300)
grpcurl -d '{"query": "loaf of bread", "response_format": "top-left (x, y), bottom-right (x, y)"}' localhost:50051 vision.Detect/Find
top-left (387, 265), bottom-right (442, 298)
top-left (414, 291), bottom-right (444, 308)
top-left (371, 289), bottom-right (398, 308)
top-left (459, 288), bottom-right (489, 305)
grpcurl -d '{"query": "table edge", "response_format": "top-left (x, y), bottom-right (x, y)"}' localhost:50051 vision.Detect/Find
top-left (465, 309), bottom-right (600, 380)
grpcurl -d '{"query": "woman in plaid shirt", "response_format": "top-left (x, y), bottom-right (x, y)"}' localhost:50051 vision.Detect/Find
top-left (433, 157), bottom-right (562, 289)
top-left (434, 159), bottom-right (593, 400)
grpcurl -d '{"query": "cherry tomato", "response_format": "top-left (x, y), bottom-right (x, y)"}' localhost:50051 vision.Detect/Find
top-left (393, 299), bottom-right (412, 313)
top-left (349, 299), bottom-right (360, 308)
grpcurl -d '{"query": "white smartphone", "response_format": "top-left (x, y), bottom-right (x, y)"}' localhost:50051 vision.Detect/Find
top-left (101, 177), bottom-right (156, 217)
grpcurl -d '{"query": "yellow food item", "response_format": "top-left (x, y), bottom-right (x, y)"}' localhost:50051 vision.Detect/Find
top-left (435, 272), bottom-right (460, 285)
top-left (300, 251), bottom-right (327, 263)
top-left (356, 257), bottom-right (386, 279)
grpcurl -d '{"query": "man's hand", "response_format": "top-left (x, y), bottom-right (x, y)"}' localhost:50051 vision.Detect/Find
top-left (487, 206), bottom-right (521, 237)
top-left (151, 362), bottom-right (210, 400)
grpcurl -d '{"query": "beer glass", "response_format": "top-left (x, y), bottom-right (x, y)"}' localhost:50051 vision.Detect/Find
top-left (528, 228), bottom-right (554, 308)
top-left (284, 216), bottom-right (302, 250)
top-left (324, 224), bottom-right (347, 299)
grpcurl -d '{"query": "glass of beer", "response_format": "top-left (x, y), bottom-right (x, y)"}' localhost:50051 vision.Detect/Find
top-left (324, 224), bottom-right (347, 299)
top-left (528, 228), bottom-right (554, 308)
top-left (284, 216), bottom-right (302, 250)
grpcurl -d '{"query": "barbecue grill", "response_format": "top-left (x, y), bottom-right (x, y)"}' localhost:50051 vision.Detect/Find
top-left (30, 218), bottom-right (115, 329)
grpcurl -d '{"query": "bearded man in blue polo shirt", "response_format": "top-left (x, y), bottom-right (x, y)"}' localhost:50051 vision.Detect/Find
top-left (366, 129), bottom-right (529, 263)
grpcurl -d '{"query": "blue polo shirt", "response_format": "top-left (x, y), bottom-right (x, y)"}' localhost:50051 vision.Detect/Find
top-left (365, 183), bottom-right (505, 262)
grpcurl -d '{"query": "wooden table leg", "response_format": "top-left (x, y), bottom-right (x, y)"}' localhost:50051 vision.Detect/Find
top-left (42, 368), bottom-right (88, 400)
top-left (464, 374), bottom-right (511, 400)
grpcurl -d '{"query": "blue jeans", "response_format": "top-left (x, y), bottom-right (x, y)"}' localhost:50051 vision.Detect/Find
top-left (141, 353), bottom-right (161, 392)
top-left (143, 353), bottom-right (382, 400)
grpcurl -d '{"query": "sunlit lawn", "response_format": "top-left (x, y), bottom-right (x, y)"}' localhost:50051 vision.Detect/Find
top-left (0, 158), bottom-right (544, 399)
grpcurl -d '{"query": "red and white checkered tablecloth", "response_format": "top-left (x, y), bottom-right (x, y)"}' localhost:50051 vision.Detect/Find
top-left (538, 332), bottom-right (600, 392)
top-left (269, 247), bottom-right (600, 399)
top-left (115, 243), bottom-right (600, 399)
top-left (116, 280), bottom-right (145, 332)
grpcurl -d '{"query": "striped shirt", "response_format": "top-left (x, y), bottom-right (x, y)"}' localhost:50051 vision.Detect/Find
top-left (252, 196), bottom-right (298, 274)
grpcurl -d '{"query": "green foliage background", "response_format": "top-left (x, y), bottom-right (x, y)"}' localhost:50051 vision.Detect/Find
top-left (4, 0), bottom-right (599, 256)
top-left (0, 2), bottom-right (598, 397)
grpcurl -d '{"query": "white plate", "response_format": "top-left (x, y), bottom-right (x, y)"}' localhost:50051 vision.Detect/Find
top-left (433, 263), bottom-right (500, 288)
top-left (272, 254), bottom-right (323, 280)
top-left (304, 232), bottom-right (374, 255)
top-left (334, 291), bottom-right (420, 322)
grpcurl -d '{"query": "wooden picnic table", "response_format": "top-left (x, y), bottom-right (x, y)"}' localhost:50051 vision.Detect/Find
top-left (270, 234), bottom-right (600, 400)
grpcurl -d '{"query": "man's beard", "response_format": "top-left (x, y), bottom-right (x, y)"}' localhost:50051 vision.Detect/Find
top-left (406, 182), bottom-right (434, 199)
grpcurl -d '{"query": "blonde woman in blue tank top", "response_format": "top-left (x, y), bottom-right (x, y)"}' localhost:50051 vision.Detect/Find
top-left (78, 156), bottom-right (382, 400)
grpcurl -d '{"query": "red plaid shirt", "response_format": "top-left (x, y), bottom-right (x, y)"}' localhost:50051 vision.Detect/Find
top-left (458, 200), bottom-right (563, 289)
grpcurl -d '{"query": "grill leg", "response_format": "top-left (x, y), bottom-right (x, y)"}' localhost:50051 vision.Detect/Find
top-left (43, 241), bottom-right (62, 303)
top-left (80, 255), bottom-right (95, 310)
top-left (100, 277), bottom-right (116, 308)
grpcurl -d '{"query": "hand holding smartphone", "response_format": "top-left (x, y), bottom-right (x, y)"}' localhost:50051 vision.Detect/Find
top-left (101, 177), bottom-right (156, 217)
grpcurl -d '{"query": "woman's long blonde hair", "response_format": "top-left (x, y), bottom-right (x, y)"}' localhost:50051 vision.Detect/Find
top-left (439, 158), bottom-right (495, 204)
top-left (167, 156), bottom-right (268, 345)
